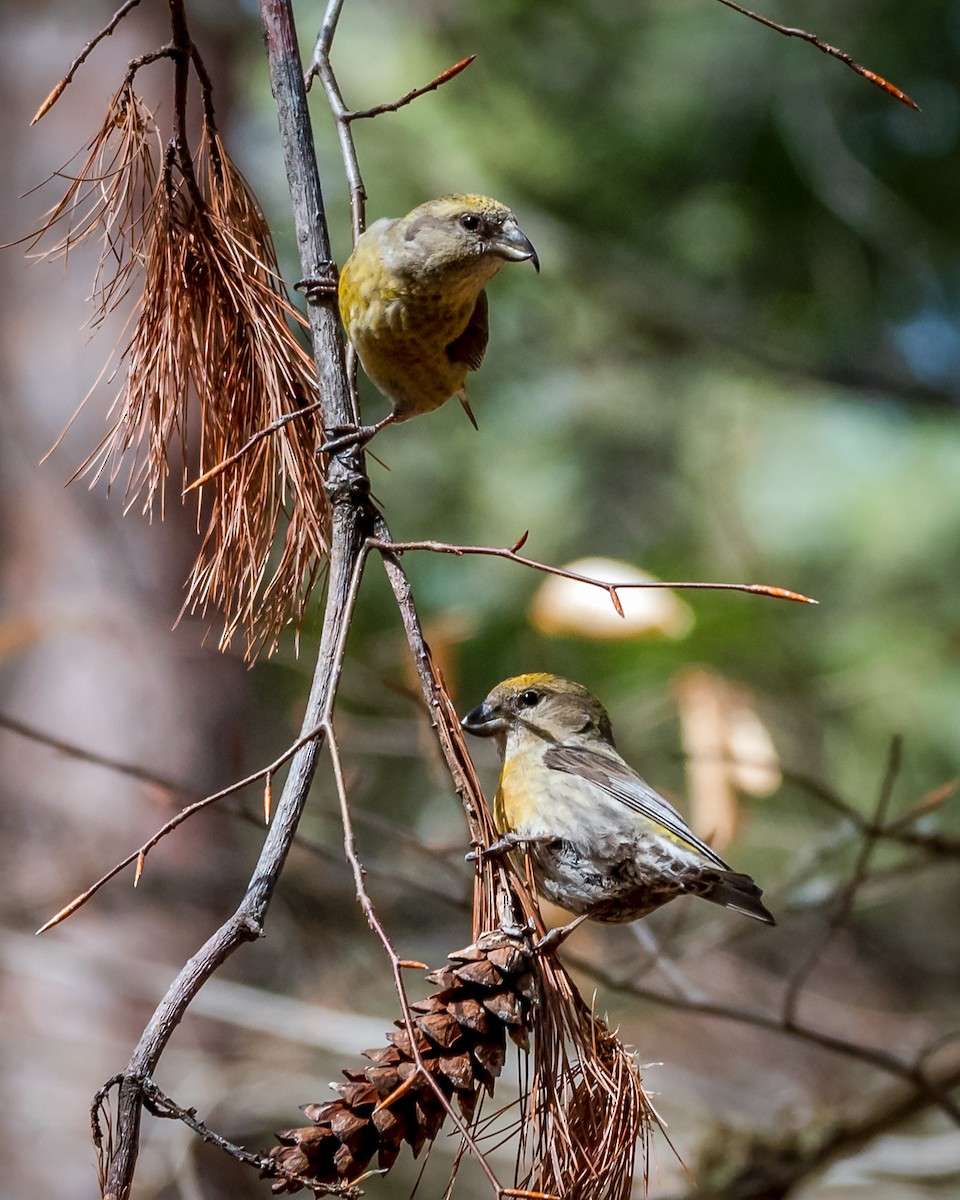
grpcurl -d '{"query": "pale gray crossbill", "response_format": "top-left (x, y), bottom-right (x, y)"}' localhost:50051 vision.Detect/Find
top-left (334, 194), bottom-right (538, 445)
top-left (462, 673), bottom-right (775, 937)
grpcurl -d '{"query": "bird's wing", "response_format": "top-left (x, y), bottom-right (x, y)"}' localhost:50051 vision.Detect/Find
top-left (446, 290), bottom-right (489, 371)
top-left (543, 743), bottom-right (730, 868)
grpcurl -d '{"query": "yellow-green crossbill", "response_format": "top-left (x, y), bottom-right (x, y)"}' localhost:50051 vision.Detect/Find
top-left (335, 195), bottom-right (538, 444)
top-left (462, 673), bottom-right (775, 932)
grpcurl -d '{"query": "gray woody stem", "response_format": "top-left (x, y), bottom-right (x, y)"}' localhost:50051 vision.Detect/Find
top-left (100, 2), bottom-right (369, 1196)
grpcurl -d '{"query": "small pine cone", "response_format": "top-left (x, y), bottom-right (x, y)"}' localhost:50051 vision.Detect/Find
top-left (265, 931), bottom-right (537, 1194)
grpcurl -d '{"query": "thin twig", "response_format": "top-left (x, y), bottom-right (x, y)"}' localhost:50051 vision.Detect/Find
top-left (306, 8), bottom-right (475, 241)
top-left (308, 0), bottom-right (366, 237)
top-left (35, 714), bottom-right (338, 935)
top-left (575, 956), bottom-right (960, 1124)
top-left (368, 536), bottom-right (817, 606)
top-left (781, 737), bottom-right (901, 1022)
top-left (884, 777), bottom-right (959, 835)
top-left (167, 0), bottom-right (206, 213)
top-left (140, 1079), bottom-right (276, 1173)
top-left (374, 522), bottom-right (508, 912)
top-left (31, 0), bottom-right (145, 123)
top-left (134, 1078), bottom-right (361, 1195)
top-left (324, 719), bottom-right (508, 1198)
top-left (713, 0), bottom-right (919, 110)
top-left (348, 56), bottom-right (476, 121)
top-left (776, 763), bottom-right (960, 857)
top-left (182, 399), bottom-right (325, 493)
top-left (97, 1), bottom-right (372, 1189)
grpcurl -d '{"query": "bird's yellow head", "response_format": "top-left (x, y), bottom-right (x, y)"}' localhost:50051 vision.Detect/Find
top-left (461, 672), bottom-right (615, 750)
top-left (394, 195), bottom-right (539, 278)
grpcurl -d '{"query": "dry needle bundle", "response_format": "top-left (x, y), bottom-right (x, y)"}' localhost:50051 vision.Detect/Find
top-left (30, 74), bottom-right (329, 659)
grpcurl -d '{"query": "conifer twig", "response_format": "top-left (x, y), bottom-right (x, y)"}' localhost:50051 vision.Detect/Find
top-left (31, 0), bottom-right (145, 124)
top-left (713, 0), bottom-right (919, 110)
top-left (368, 535), bottom-right (817, 607)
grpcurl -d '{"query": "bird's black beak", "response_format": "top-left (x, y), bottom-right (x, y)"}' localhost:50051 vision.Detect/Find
top-left (461, 701), bottom-right (505, 737)
top-left (491, 221), bottom-right (540, 273)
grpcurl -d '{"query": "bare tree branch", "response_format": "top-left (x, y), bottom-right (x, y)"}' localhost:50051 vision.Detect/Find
top-left (347, 55), bottom-right (476, 121)
top-left (781, 737), bottom-right (901, 1023)
top-left (713, 0), bottom-right (919, 110)
top-left (308, 0), bottom-right (366, 237)
top-left (571, 954), bottom-right (960, 1125)
top-left (667, 1045), bottom-right (960, 1199)
top-left (369, 536), bottom-right (817, 606)
top-left (31, 0), bottom-right (146, 124)
top-left (34, 706), bottom-right (352, 935)
top-left (97, 0), bottom-right (372, 1191)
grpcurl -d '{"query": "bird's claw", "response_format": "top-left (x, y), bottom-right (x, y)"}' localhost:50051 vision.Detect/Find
top-left (319, 415), bottom-right (395, 456)
top-left (533, 928), bottom-right (566, 955)
top-left (295, 262), bottom-right (339, 301)
top-left (533, 915), bottom-right (589, 956)
top-left (318, 425), bottom-right (374, 455)
top-left (497, 920), bottom-right (535, 940)
top-left (465, 833), bottom-right (553, 863)
top-left (464, 837), bottom-right (506, 863)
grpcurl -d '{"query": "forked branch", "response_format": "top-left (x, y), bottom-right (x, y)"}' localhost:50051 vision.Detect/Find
top-left (369, 535), bottom-right (817, 611)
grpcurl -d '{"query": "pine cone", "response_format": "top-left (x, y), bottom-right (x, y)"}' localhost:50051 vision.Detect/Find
top-left (266, 931), bottom-right (537, 1194)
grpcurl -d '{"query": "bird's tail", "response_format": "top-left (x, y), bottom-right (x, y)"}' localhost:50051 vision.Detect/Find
top-left (703, 870), bottom-right (776, 925)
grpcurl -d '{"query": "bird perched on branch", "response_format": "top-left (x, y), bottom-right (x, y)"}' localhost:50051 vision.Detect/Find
top-left (462, 673), bottom-right (775, 937)
top-left (332, 194), bottom-right (539, 449)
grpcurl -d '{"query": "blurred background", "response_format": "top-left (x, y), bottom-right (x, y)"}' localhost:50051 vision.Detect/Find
top-left (2, 1), bottom-right (959, 1197)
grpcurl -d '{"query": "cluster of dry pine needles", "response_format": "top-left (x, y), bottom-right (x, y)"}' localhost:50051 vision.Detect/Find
top-left (27, 69), bottom-right (329, 659)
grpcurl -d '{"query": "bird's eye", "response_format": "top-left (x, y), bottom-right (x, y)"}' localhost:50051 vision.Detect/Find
top-left (459, 212), bottom-right (482, 232)
top-left (518, 689), bottom-right (541, 708)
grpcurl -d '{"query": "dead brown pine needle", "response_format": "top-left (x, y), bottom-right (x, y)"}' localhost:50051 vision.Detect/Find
top-left (18, 83), bottom-right (159, 319)
top-left (263, 774), bottom-right (274, 825)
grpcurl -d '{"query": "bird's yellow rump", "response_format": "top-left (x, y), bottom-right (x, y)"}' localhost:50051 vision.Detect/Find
top-left (337, 194), bottom-right (538, 441)
top-left (462, 673), bottom-right (775, 928)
